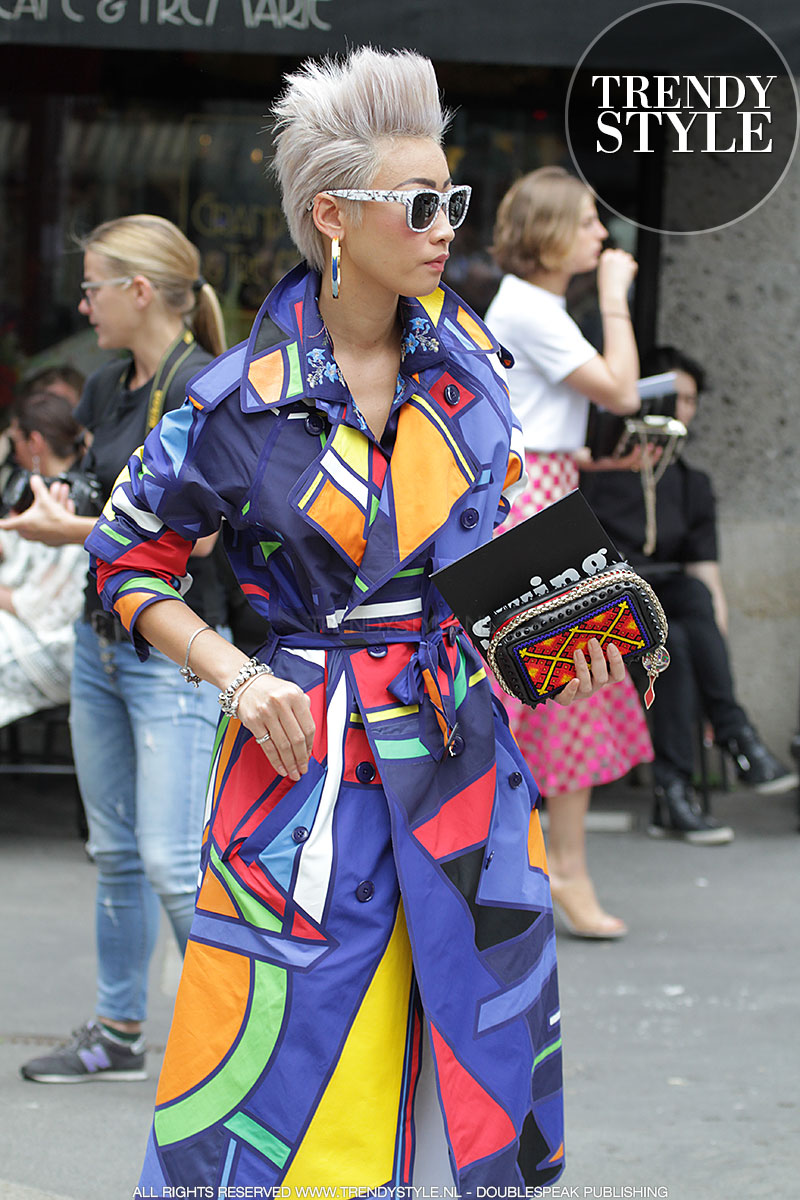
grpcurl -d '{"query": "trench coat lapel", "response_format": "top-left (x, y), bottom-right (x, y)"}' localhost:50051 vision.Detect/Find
top-left (345, 285), bottom-right (499, 609)
top-left (238, 267), bottom-right (499, 613)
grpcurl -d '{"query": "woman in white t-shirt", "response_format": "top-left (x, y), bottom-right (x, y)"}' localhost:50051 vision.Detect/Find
top-left (485, 166), bottom-right (653, 939)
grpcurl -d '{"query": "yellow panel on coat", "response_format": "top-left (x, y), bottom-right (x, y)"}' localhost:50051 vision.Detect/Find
top-left (416, 287), bottom-right (445, 327)
top-left (282, 902), bottom-right (414, 1190)
top-left (329, 422), bottom-right (370, 481)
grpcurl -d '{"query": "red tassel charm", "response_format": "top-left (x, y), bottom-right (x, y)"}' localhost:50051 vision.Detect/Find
top-left (642, 646), bottom-right (670, 709)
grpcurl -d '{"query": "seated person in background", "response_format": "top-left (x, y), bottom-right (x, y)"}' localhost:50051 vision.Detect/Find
top-left (580, 345), bottom-right (797, 845)
top-left (18, 364), bottom-right (85, 409)
top-left (0, 391), bottom-right (90, 727)
top-left (0, 365), bottom-right (86, 495)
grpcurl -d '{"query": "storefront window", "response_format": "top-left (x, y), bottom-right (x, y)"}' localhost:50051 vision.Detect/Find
top-left (0, 55), bottom-right (651, 382)
top-left (181, 115), bottom-right (300, 347)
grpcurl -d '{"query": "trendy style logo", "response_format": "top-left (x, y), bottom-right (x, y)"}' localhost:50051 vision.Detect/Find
top-left (565, 2), bottom-right (799, 234)
top-left (592, 73), bottom-right (776, 155)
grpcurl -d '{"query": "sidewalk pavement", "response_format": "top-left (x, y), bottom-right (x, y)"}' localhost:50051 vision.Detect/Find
top-left (1, 771), bottom-right (798, 1200)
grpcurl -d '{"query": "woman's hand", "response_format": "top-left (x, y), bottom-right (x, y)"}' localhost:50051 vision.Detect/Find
top-left (0, 475), bottom-right (81, 545)
top-left (236, 671), bottom-right (316, 782)
top-left (565, 250), bottom-right (640, 415)
top-left (134, 604), bottom-right (315, 783)
top-left (552, 639), bottom-right (625, 707)
top-left (597, 247), bottom-right (638, 301)
top-left (577, 444), bottom-right (662, 473)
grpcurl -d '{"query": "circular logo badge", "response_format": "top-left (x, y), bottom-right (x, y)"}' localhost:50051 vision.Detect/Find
top-left (565, 1), bottom-right (799, 234)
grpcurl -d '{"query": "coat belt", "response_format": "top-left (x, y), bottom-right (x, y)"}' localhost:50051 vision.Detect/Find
top-left (263, 617), bottom-right (463, 760)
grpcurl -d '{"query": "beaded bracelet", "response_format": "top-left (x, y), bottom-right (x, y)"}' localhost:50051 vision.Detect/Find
top-left (218, 658), bottom-right (274, 717)
top-left (229, 665), bottom-right (274, 720)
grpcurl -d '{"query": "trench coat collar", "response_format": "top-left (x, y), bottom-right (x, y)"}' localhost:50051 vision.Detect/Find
top-left (238, 262), bottom-right (499, 415)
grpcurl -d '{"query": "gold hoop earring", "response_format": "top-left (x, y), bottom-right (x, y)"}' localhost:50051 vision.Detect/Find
top-left (331, 237), bottom-right (341, 300)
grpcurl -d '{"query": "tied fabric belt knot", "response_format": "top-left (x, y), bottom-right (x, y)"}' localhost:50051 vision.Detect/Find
top-left (387, 619), bottom-right (461, 761)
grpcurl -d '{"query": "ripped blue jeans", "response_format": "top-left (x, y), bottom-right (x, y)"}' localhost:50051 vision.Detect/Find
top-left (70, 617), bottom-right (224, 1023)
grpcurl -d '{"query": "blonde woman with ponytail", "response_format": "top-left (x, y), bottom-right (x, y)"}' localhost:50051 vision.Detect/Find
top-left (2, 214), bottom-right (231, 1085)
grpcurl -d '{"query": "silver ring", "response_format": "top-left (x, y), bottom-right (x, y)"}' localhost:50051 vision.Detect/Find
top-left (255, 731), bottom-right (271, 744)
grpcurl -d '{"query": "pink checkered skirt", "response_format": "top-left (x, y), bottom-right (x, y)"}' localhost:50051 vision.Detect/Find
top-left (493, 451), bottom-right (653, 797)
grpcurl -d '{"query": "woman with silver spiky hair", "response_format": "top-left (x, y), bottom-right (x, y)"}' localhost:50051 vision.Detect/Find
top-left (88, 46), bottom-right (623, 1194)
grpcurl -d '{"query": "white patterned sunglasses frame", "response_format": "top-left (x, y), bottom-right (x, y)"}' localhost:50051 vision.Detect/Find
top-left (307, 186), bottom-right (472, 232)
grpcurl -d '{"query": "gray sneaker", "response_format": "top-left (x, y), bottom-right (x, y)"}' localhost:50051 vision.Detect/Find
top-left (20, 1020), bottom-right (147, 1083)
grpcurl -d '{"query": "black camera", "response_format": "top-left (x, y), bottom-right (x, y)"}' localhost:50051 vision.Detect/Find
top-left (0, 466), bottom-right (104, 518)
top-left (587, 372), bottom-right (686, 460)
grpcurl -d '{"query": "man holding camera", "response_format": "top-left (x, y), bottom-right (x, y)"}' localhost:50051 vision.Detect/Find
top-left (581, 345), bottom-right (797, 844)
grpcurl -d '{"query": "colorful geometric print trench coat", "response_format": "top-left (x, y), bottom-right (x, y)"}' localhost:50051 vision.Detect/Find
top-left (87, 264), bottom-right (565, 1196)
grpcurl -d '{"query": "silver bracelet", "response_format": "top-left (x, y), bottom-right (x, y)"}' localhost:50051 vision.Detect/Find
top-left (218, 658), bottom-right (274, 717)
top-left (180, 625), bottom-right (214, 687)
top-left (228, 670), bottom-right (263, 715)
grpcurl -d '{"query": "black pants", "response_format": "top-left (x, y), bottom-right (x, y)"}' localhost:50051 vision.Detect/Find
top-left (649, 573), bottom-right (748, 786)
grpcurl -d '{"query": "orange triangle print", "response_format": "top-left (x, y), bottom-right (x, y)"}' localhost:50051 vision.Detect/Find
top-left (391, 399), bottom-right (474, 562)
top-left (197, 867), bottom-right (239, 919)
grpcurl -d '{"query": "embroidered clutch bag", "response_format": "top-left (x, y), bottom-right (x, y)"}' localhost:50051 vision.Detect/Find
top-left (487, 564), bottom-right (670, 709)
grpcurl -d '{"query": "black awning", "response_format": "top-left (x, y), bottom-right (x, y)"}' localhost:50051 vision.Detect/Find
top-left (2, 0), bottom-right (799, 70)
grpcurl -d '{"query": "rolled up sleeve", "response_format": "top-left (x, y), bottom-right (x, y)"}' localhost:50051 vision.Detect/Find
top-left (86, 400), bottom-right (236, 657)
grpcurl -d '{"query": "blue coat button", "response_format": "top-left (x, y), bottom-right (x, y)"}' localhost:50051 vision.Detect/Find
top-left (355, 761), bottom-right (377, 783)
top-left (443, 383), bottom-right (461, 405)
top-left (460, 508), bottom-right (479, 530)
top-left (305, 412), bottom-right (326, 436)
top-left (367, 644), bottom-right (388, 658)
top-left (446, 626), bottom-right (458, 646)
top-left (448, 734), bottom-right (465, 757)
top-left (292, 826), bottom-right (309, 843)
top-left (356, 880), bottom-right (375, 902)
top-left (508, 771), bottom-right (523, 788)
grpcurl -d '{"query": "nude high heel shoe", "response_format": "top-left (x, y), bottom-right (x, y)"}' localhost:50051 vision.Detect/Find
top-left (549, 877), bottom-right (628, 940)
